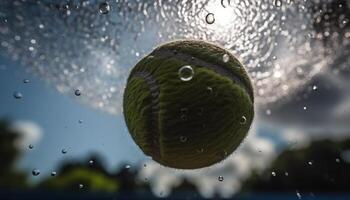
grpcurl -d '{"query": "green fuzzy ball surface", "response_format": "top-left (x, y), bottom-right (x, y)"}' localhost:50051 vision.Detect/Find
top-left (123, 40), bottom-right (254, 169)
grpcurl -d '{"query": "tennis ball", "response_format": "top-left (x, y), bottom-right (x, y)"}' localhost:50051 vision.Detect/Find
top-left (123, 40), bottom-right (254, 169)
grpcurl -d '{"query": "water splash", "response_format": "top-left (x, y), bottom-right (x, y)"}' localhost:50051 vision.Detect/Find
top-left (0, 0), bottom-right (348, 114)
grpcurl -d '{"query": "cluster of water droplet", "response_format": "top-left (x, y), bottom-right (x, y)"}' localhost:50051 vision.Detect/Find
top-left (0, 0), bottom-right (349, 114)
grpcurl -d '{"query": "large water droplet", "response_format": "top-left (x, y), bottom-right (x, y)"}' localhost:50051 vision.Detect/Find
top-left (218, 176), bottom-right (224, 181)
top-left (99, 2), bottom-right (110, 14)
top-left (178, 65), bottom-right (194, 81)
top-left (13, 91), bottom-right (23, 99)
top-left (222, 54), bottom-right (229, 63)
top-left (32, 169), bottom-right (40, 176)
top-left (205, 13), bottom-right (215, 24)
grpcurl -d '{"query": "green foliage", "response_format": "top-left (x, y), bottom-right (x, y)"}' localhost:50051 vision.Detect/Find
top-left (242, 139), bottom-right (350, 193)
top-left (40, 167), bottom-right (119, 192)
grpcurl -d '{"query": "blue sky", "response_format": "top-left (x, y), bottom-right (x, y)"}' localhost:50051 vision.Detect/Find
top-left (0, 56), bottom-right (146, 179)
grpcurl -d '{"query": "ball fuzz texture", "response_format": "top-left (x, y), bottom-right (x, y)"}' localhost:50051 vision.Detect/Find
top-left (123, 40), bottom-right (254, 169)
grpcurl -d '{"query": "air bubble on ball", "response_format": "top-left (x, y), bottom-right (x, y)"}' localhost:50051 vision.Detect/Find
top-left (223, 54), bottom-right (229, 63)
top-left (13, 91), bottom-right (23, 99)
top-left (240, 116), bottom-right (247, 125)
top-left (99, 2), bottom-right (110, 14)
top-left (51, 171), bottom-right (57, 176)
top-left (205, 13), bottom-right (215, 24)
top-left (79, 184), bottom-right (84, 189)
top-left (32, 169), bottom-right (40, 176)
top-left (61, 148), bottom-right (68, 154)
top-left (74, 89), bottom-right (81, 96)
top-left (180, 136), bottom-right (187, 143)
top-left (29, 144), bottom-right (34, 149)
top-left (196, 148), bottom-right (204, 153)
top-left (197, 107), bottom-right (204, 116)
top-left (178, 65), bottom-right (194, 81)
top-left (218, 176), bottom-right (224, 181)
top-left (206, 86), bottom-right (213, 94)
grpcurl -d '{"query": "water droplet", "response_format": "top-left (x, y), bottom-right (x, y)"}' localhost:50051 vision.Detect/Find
top-left (79, 184), bottom-right (84, 189)
top-left (13, 91), bottom-right (23, 99)
top-left (74, 89), bottom-right (81, 96)
top-left (303, 106), bottom-right (307, 110)
top-left (272, 56), bottom-right (277, 60)
top-left (78, 120), bottom-right (83, 124)
top-left (89, 160), bottom-right (94, 165)
top-left (274, 0), bottom-right (282, 7)
top-left (218, 176), bottom-right (224, 181)
top-left (143, 164), bottom-right (147, 168)
top-left (312, 85), bottom-right (317, 90)
top-left (206, 86), bottom-right (213, 94)
top-left (180, 114), bottom-right (188, 121)
top-left (266, 109), bottom-right (272, 115)
top-left (180, 108), bottom-right (189, 114)
top-left (99, 2), bottom-right (110, 14)
top-left (205, 13), bottom-right (215, 24)
top-left (308, 161), bottom-right (313, 165)
top-left (29, 144), bottom-right (34, 149)
top-left (271, 171), bottom-right (276, 176)
top-left (178, 65), bottom-right (194, 81)
top-left (222, 54), bottom-right (229, 63)
top-left (285, 171), bottom-right (289, 176)
top-left (180, 136), bottom-right (188, 143)
top-left (61, 148), bottom-right (68, 154)
top-left (51, 171), bottom-right (57, 176)
top-left (32, 169), bottom-right (40, 176)
top-left (196, 148), bottom-right (204, 153)
top-left (125, 164), bottom-right (131, 169)
top-left (240, 116), bottom-right (247, 125)
top-left (296, 191), bottom-right (302, 199)
top-left (23, 79), bottom-right (30, 83)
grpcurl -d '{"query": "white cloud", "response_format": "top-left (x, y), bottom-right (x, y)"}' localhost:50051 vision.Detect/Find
top-left (10, 120), bottom-right (43, 150)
